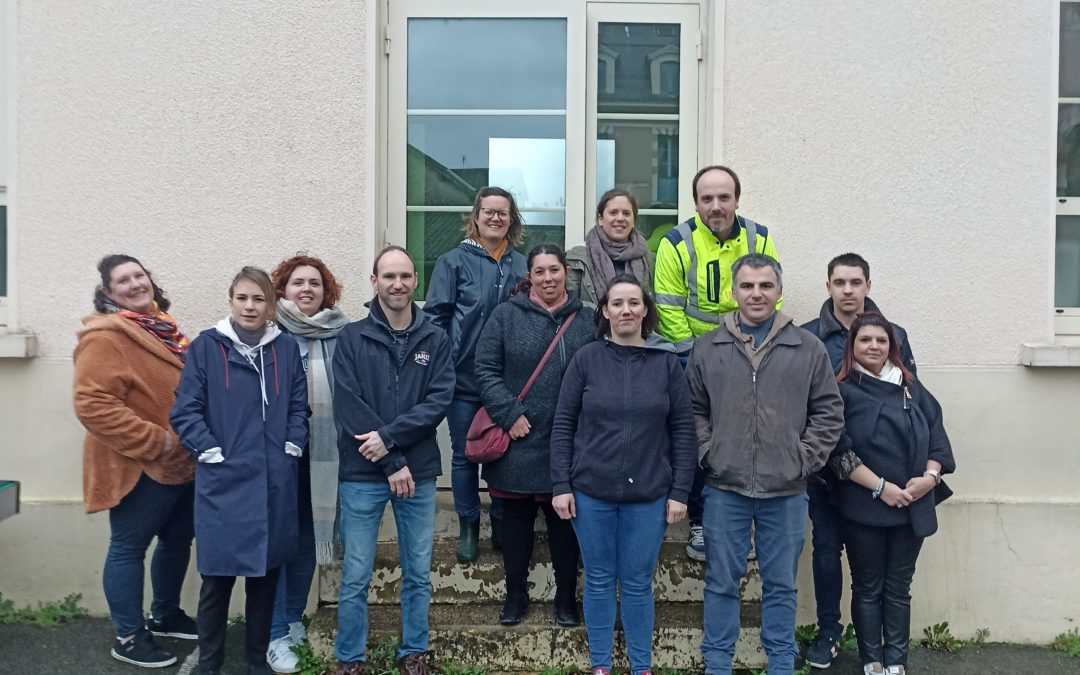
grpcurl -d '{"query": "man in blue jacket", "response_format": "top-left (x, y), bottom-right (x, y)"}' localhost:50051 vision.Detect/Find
top-left (331, 246), bottom-right (455, 675)
top-left (800, 252), bottom-right (916, 669)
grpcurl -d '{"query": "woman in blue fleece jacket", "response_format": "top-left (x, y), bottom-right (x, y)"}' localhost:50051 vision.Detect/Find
top-left (550, 274), bottom-right (697, 675)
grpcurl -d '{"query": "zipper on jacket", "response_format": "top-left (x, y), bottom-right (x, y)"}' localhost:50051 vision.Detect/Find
top-left (619, 349), bottom-right (633, 501)
top-left (903, 385), bottom-right (911, 410)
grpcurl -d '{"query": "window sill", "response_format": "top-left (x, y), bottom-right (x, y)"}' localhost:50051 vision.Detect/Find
top-left (1020, 343), bottom-right (1080, 367)
top-left (0, 333), bottom-right (38, 358)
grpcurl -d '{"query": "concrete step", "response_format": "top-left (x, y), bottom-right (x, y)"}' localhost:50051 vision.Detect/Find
top-left (309, 601), bottom-right (767, 671)
top-left (319, 540), bottom-right (762, 605)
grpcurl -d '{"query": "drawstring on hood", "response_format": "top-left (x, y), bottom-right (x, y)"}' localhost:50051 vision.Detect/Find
top-left (214, 317), bottom-right (282, 420)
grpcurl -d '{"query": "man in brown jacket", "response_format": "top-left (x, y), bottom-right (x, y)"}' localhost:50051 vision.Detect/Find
top-left (687, 253), bottom-right (844, 675)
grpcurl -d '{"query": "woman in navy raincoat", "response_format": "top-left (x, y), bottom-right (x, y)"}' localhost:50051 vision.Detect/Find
top-left (171, 266), bottom-right (309, 675)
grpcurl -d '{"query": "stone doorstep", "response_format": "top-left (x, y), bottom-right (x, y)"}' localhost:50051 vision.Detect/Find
top-left (319, 540), bottom-right (763, 605)
top-left (309, 601), bottom-right (766, 671)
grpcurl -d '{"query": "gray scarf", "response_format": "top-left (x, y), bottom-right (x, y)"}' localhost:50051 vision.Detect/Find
top-left (585, 224), bottom-right (651, 300)
top-left (276, 299), bottom-right (350, 564)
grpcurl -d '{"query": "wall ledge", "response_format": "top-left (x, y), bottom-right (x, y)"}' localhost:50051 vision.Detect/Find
top-left (0, 333), bottom-right (39, 358)
top-left (1020, 343), bottom-right (1080, 367)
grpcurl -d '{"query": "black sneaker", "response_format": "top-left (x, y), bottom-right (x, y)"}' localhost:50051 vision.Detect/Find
top-left (111, 629), bottom-right (178, 668)
top-left (147, 610), bottom-right (198, 640)
top-left (805, 632), bottom-right (841, 669)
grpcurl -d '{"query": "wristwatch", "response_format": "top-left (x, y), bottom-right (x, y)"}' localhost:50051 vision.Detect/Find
top-left (923, 469), bottom-right (942, 485)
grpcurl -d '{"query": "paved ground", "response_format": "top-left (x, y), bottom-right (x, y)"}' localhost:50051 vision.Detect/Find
top-left (1, 617), bottom-right (1078, 674)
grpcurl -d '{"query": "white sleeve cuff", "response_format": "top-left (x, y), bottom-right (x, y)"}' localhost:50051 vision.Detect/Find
top-left (198, 447), bottom-right (224, 464)
top-left (285, 442), bottom-right (303, 457)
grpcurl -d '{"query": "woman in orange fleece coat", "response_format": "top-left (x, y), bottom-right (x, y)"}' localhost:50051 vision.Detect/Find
top-left (73, 254), bottom-right (197, 669)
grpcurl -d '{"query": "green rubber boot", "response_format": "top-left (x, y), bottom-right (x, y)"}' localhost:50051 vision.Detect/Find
top-left (457, 516), bottom-right (480, 562)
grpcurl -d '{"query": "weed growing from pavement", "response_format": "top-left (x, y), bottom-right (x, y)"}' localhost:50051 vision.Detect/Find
top-left (0, 592), bottom-right (88, 626)
top-left (1051, 628), bottom-right (1080, 657)
top-left (917, 621), bottom-right (962, 652)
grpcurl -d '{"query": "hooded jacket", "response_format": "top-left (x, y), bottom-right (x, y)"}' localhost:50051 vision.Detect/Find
top-left (424, 240), bottom-right (526, 401)
top-left (170, 319), bottom-right (309, 577)
top-left (801, 297), bottom-right (917, 375)
top-left (832, 372), bottom-right (955, 537)
top-left (74, 313), bottom-right (194, 513)
top-left (687, 311), bottom-right (844, 499)
top-left (332, 301), bottom-right (455, 483)
top-left (474, 292), bottom-right (595, 494)
top-left (549, 339), bottom-right (697, 503)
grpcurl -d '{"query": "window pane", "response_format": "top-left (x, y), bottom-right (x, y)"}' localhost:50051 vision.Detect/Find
top-left (637, 212), bottom-right (680, 248)
top-left (407, 116), bottom-right (565, 206)
top-left (1056, 215), bottom-right (1080, 308)
top-left (1059, 104), bottom-right (1080, 197)
top-left (597, 22), bottom-right (680, 115)
top-left (0, 205), bottom-right (6, 296)
top-left (1062, 3), bottom-right (1080, 98)
top-left (596, 121), bottom-right (679, 209)
top-left (408, 19), bottom-right (567, 110)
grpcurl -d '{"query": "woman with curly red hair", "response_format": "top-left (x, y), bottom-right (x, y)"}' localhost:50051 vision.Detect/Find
top-left (264, 254), bottom-right (350, 673)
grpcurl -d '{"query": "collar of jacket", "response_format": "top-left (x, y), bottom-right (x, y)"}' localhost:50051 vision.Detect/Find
top-left (460, 238), bottom-right (516, 263)
top-left (815, 296), bottom-right (883, 338)
top-left (77, 312), bottom-right (187, 370)
top-left (713, 310), bottom-right (798, 348)
top-left (358, 298), bottom-right (433, 346)
top-left (510, 289), bottom-right (583, 319)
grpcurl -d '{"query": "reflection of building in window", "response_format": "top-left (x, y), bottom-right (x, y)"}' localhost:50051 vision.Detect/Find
top-left (597, 23), bottom-right (680, 114)
top-left (598, 46), bottom-right (617, 94)
top-left (1060, 106), bottom-right (1080, 197)
top-left (656, 132), bottom-right (678, 206)
top-left (648, 45), bottom-right (680, 97)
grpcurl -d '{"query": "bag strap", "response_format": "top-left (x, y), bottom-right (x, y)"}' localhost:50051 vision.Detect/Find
top-left (517, 312), bottom-right (578, 402)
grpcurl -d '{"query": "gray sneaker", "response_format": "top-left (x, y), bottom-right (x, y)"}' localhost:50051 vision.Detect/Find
top-left (686, 523), bottom-right (706, 561)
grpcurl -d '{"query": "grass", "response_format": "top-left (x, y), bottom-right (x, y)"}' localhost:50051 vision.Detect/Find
top-left (1051, 628), bottom-right (1080, 658)
top-left (0, 592), bottom-right (88, 626)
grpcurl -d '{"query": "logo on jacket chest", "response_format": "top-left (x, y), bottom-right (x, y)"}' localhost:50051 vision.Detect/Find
top-left (413, 350), bottom-right (431, 366)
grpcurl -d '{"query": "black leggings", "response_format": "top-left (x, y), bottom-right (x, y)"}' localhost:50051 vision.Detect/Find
top-left (845, 520), bottom-right (924, 667)
top-left (500, 498), bottom-right (579, 596)
top-left (197, 568), bottom-right (281, 670)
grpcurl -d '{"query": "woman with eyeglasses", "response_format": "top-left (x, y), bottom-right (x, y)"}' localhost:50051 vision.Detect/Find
top-left (566, 189), bottom-right (653, 310)
top-left (425, 187), bottom-right (527, 563)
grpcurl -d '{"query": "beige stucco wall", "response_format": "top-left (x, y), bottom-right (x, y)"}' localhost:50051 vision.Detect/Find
top-left (2, 0), bottom-right (1079, 646)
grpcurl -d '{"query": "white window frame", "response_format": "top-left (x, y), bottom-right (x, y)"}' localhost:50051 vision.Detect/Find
top-left (385, 0), bottom-right (703, 256)
top-left (0, 0), bottom-right (13, 329)
top-left (1058, 1), bottom-right (1080, 334)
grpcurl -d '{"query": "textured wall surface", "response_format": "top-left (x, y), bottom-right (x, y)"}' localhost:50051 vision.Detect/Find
top-left (718, 1), bottom-right (1058, 365)
top-left (17, 1), bottom-right (377, 356)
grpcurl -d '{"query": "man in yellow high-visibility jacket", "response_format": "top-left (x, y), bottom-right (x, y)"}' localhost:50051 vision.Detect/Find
top-left (654, 165), bottom-right (781, 354)
top-left (653, 165), bottom-right (781, 562)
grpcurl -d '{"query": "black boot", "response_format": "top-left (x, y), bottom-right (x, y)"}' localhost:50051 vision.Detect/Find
top-left (554, 588), bottom-right (579, 627)
top-left (457, 516), bottom-right (479, 562)
top-left (499, 591), bottom-right (529, 625)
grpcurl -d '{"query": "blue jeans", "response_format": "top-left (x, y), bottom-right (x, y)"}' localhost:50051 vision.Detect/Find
top-left (701, 487), bottom-right (808, 675)
top-left (571, 491), bottom-right (666, 674)
top-left (271, 454), bottom-right (317, 641)
top-left (103, 473), bottom-right (195, 637)
top-left (447, 397), bottom-right (503, 521)
top-left (335, 479), bottom-right (436, 663)
top-left (807, 479), bottom-right (845, 640)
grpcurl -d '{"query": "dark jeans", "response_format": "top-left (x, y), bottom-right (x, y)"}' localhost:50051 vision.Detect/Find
top-left (500, 498), bottom-right (579, 596)
top-left (197, 569), bottom-right (281, 670)
top-left (270, 453), bottom-right (316, 641)
top-left (807, 479), bottom-right (845, 640)
top-left (687, 464), bottom-right (706, 524)
top-left (103, 473), bottom-right (195, 637)
top-left (845, 519), bottom-right (924, 668)
top-left (447, 397), bottom-right (504, 522)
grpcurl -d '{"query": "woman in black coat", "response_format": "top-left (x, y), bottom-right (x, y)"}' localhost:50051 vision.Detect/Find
top-left (474, 243), bottom-right (594, 628)
top-left (829, 312), bottom-right (955, 675)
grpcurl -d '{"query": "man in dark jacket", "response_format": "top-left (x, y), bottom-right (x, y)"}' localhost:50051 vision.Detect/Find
top-left (799, 252), bottom-right (916, 669)
top-left (331, 246), bottom-right (455, 675)
top-left (687, 254), bottom-right (844, 675)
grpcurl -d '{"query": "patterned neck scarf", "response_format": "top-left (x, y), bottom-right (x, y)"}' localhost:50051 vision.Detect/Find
top-left (104, 299), bottom-right (189, 362)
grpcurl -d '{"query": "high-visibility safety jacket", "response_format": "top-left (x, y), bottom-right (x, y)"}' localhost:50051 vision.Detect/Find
top-left (654, 214), bottom-right (780, 351)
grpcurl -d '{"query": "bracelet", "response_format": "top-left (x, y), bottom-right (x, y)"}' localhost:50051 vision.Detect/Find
top-left (924, 469), bottom-right (942, 486)
top-left (871, 477), bottom-right (885, 500)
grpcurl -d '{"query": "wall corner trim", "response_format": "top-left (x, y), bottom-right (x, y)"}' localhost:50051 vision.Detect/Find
top-left (0, 332), bottom-right (38, 358)
top-left (1020, 343), bottom-right (1080, 367)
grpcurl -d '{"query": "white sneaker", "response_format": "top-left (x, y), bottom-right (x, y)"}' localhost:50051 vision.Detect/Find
top-left (287, 620), bottom-right (308, 645)
top-left (885, 666), bottom-right (905, 675)
top-left (267, 635), bottom-right (300, 674)
top-left (863, 663), bottom-right (884, 675)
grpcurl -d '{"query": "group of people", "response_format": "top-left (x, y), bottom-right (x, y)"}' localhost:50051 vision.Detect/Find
top-left (73, 164), bottom-right (954, 675)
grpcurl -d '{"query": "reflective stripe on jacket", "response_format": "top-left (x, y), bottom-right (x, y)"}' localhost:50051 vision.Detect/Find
top-left (653, 214), bottom-right (780, 350)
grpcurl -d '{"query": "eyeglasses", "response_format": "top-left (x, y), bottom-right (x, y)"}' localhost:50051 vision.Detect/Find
top-left (479, 208), bottom-right (510, 220)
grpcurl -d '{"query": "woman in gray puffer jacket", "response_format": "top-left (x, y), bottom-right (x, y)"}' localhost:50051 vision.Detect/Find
top-left (474, 243), bottom-right (594, 628)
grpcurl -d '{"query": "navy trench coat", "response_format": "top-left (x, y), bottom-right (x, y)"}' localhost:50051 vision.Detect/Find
top-left (171, 323), bottom-right (309, 577)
